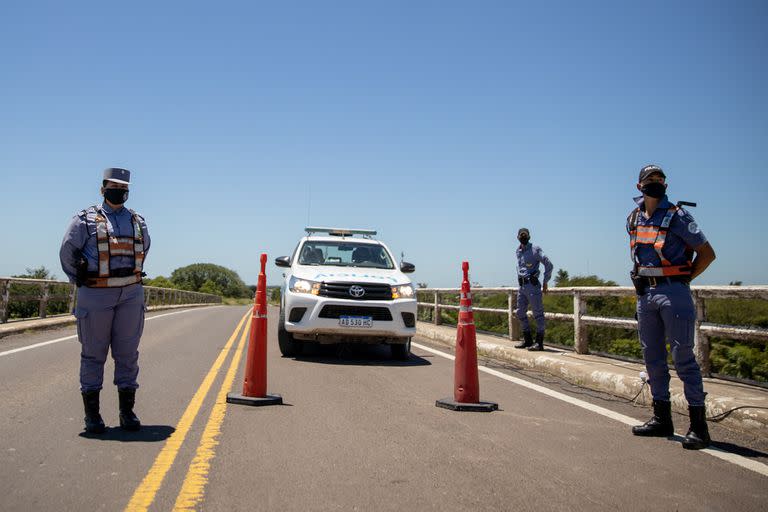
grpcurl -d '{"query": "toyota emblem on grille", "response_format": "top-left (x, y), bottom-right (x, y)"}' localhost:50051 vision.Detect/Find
top-left (349, 285), bottom-right (365, 298)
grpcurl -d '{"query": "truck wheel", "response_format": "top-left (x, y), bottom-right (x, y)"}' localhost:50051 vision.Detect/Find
top-left (278, 309), bottom-right (302, 357)
top-left (391, 337), bottom-right (411, 361)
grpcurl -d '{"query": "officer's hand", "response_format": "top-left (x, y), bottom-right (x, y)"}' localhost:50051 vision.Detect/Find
top-left (543, 283), bottom-right (549, 294)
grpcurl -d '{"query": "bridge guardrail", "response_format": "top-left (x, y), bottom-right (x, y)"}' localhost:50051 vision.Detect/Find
top-left (0, 277), bottom-right (222, 323)
top-left (417, 285), bottom-right (768, 384)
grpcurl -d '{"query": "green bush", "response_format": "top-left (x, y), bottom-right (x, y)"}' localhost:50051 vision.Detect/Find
top-left (170, 263), bottom-right (250, 298)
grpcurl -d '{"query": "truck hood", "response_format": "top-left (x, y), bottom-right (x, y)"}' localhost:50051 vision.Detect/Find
top-left (292, 265), bottom-right (411, 286)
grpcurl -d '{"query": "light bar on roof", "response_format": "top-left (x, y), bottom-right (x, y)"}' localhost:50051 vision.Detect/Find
top-left (305, 226), bottom-right (377, 236)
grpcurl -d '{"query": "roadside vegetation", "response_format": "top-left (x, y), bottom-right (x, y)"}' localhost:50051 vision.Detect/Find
top-left (6, 263), bottom-right (255, 317)
top-left (7, 265), bottom-right (766, 383)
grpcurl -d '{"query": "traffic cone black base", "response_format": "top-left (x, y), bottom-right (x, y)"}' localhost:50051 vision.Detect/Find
top-left (226, 392), bottom-right (283, 407)
top-left (436, 398), bottom-right (498, 412)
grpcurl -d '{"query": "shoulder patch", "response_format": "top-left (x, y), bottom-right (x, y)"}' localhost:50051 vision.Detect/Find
top-left (688, 222), bottom-right (700, 234)
top-left (78, 205), bottom-right (99, 218)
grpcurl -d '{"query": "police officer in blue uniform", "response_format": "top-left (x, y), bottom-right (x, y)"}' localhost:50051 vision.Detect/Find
top-left (60, 168), bottom-right (151, 434)
top-left (627, 165), bottom-right (716, 450)
top-left (514, 228), bottom-right (553, 351)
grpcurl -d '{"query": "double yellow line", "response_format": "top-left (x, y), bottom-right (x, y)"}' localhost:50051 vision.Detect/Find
top-left (125, 309), bottom-right (252, 512)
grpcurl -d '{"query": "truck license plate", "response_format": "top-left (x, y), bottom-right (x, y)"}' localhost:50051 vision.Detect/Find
top-left (339, 316), bottom-right (373, 328)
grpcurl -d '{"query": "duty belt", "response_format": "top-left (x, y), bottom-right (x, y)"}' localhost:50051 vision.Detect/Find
top-left (641, 275), bottom-right (689, 288)
top-left (518, 276), bottom-right (540, 286)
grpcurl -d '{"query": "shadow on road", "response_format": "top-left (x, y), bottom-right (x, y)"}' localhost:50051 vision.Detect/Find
top-left (291, 343), bottom-right (432, 367)
top-left (78, 424), bottom-right (175, 442)
top-left (710, 441), bottom-right (768, 461)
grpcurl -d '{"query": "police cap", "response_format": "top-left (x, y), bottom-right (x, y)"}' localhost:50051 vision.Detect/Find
top-left (103, 168), bottom-right (131, 185)
top-left (639, 165), bottom-right (666, 182)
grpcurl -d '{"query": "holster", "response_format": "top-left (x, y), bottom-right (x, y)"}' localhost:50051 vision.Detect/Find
top-left (630, 271), bottom-right (646, 296)
top-left (74, 250), bottom-right (88, 288)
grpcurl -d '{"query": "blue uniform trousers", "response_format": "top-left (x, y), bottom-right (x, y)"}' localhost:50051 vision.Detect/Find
top-left (637, 282), bottom-right (705, 406)
top-left (516, 282), bottom-right (546, 333)
top-left (74, 283), bottom-right (145, 392)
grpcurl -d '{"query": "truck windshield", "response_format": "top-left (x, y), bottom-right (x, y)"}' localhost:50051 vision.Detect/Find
top-left (298, 242), bottom-right (394, 269)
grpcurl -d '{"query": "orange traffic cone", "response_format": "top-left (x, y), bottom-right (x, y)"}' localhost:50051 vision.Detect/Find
top-left (436, 261), bottom-right (498, 412)
top-left (226, 253), bottom-right (283, 407)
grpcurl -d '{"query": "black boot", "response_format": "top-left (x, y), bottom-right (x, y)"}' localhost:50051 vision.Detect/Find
top-left (682, 405), bottom-right (711, 450)
top-left (515, 331), bottom-right (533, 349)
top-left (632, 400), bottom-right (674, 437)
top-left (528, 331), bottom-right (545, 351)
top-left (118, 388), bottom-right (141, 431)
top-left (82, 390), bottom-right (106, 434)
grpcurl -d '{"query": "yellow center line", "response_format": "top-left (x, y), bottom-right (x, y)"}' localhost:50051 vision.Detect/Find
top-left (124, 309), bottom-right (251, 512)
top-left (172, 308), bottom-right (252, 510)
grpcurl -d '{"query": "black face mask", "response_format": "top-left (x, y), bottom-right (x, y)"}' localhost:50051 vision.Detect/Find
top-left (641, 182), bottom-right (666, 199)
top-left (104, 188), bottom-right (129, 205)
top-left (518, 236), bottom-right (530, 245)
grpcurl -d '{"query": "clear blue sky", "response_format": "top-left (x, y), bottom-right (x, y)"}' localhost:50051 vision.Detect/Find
top-left (1, 1), bottom-right (766, 287)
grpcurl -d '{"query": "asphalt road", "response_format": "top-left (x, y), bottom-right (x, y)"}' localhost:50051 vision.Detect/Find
top-left (1, 305), bottom-right (766, 511)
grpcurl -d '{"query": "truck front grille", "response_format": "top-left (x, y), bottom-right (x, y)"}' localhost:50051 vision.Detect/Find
top-left (318, 282), bottom-right (393, 301)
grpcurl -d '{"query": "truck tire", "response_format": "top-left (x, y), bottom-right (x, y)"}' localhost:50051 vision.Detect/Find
top-left (278, 308), bottom-right (302, 357)
top-left (390, 337), bottom-right (411, 361)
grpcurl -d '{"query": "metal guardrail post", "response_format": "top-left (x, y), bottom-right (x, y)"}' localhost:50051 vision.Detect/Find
top-left (508, 290), bottom-right (520, 341)
top-left (434, 291), bottom-right (441, 325)
top-left (573, 291), bottom-right (588, 354)
top-left (39, 283), bottom-right (50, 319)
top-left (694, 292), bottom-right (712, 377)
top-left (0, 279), bottom-right (9, 323)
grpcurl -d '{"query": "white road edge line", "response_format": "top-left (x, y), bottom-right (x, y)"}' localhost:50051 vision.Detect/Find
top-left (0, 306), bottom-right (225, 358)
top-left (412, 341), bottom-right (768, 478)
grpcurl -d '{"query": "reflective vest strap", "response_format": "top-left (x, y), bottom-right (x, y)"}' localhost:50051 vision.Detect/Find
top-left (634, 226), bottom-right (658, 243)
top-left (85, 274), bottom-right (143, 288)
top-left (94, 212), bottom-right (111, 277)
top-left (652, 208), bottom-right (678, 266)
top-left (636, 265), bottom-right (691, 277)
top-left (130, 212), bottom-right (144, 241)
top-left (131, 213), bottom-right (145, 274)
top-left (628, 208), bottom-right (640, 261)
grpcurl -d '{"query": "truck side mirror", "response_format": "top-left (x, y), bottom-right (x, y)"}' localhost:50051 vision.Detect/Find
top-left (275, 256), bottom-right (291, 268)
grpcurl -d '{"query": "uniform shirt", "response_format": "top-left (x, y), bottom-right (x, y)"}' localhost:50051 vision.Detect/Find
top-left (626, 195), bottom-right (706, 268)
top-left (60, 202), bottom-right (151, 283)
top-left (516, 243), bottom-right (553, 283)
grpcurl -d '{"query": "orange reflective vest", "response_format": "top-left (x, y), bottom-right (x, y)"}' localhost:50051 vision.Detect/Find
top-left (83, 206), bottom-right (146, 288)
top-left (628, 206), bottom-right (692, 278)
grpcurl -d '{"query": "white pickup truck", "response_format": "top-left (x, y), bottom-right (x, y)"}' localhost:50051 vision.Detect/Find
top-left (275, 227), bottom-right (417, 359)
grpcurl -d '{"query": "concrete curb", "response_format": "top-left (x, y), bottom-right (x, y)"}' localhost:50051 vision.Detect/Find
top-left (0, 304), bottom-right (219, 339)
top-left (417, 321), bottom-right (768, 437)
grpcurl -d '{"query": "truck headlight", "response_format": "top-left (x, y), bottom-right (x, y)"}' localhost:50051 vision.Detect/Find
top-left (391, 284), bottom-right (414, 299)
top-left (290, 276), bottom-right (320, 295)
